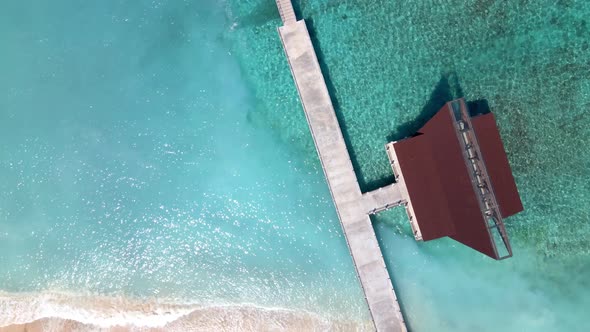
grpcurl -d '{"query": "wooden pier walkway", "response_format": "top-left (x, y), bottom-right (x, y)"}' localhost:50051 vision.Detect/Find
top-left (275, 3), bottom-right (407, 331)
top-left (275, 0), bottom-right (296, 26)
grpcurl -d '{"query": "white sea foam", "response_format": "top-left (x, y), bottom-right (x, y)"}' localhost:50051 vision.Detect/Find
top-left (0, 291), bottom-right (197, 328)
top-left (0, 291), bottom-right (371, 331)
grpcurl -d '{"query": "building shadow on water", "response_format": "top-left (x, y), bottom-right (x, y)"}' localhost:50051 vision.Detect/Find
top-left (467, 98), bottom-right (492, 117)
top-left (301, 16), bottom-right (488, 194)
top-left (388, 73), bottom-right (455, 142)
top-left (388, 73), bottom-right (490, 142)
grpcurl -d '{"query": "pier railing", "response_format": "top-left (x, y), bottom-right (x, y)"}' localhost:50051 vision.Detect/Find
top-left (450, 99), bottom-right (513, 259)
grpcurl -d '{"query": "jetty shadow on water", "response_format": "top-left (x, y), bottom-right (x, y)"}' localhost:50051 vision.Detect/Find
top-left (304, 17), bottom-right (400, 193)
top-left (291, 0), bottom-right (304, 20)
top-left (303, 18), bottom-right (369, 191)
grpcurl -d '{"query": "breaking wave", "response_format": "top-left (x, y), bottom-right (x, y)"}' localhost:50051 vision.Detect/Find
top-left (0, 291), bottom-right (371, 331)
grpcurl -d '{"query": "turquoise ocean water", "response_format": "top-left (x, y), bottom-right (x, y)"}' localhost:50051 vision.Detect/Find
top-left (1, 0), bottom-right (589, 331)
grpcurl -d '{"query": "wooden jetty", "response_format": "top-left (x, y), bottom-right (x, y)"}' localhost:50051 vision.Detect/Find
top-left (274, 1), bottom-right (407, 331)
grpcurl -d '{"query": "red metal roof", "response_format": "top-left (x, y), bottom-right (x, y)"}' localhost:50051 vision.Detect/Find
top-left (391, 100), bottom-right (522, 259)
top-left (472, 113), bottom-right (524, 218)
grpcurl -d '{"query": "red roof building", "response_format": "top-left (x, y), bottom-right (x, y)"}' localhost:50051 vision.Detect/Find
top-left (386, 98), bottom-right (523, 259)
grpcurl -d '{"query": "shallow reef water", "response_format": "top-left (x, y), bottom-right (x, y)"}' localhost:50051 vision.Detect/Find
top-left (226, 0), bottom-right (590, 331)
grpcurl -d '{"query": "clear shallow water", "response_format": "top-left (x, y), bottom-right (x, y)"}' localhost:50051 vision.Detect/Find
top-left (0, 0), bottom-right (368, 328)
top-left (1, 0), bottom-right (589, 331)
top-left (227, 0), bottom-right (590, 331)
